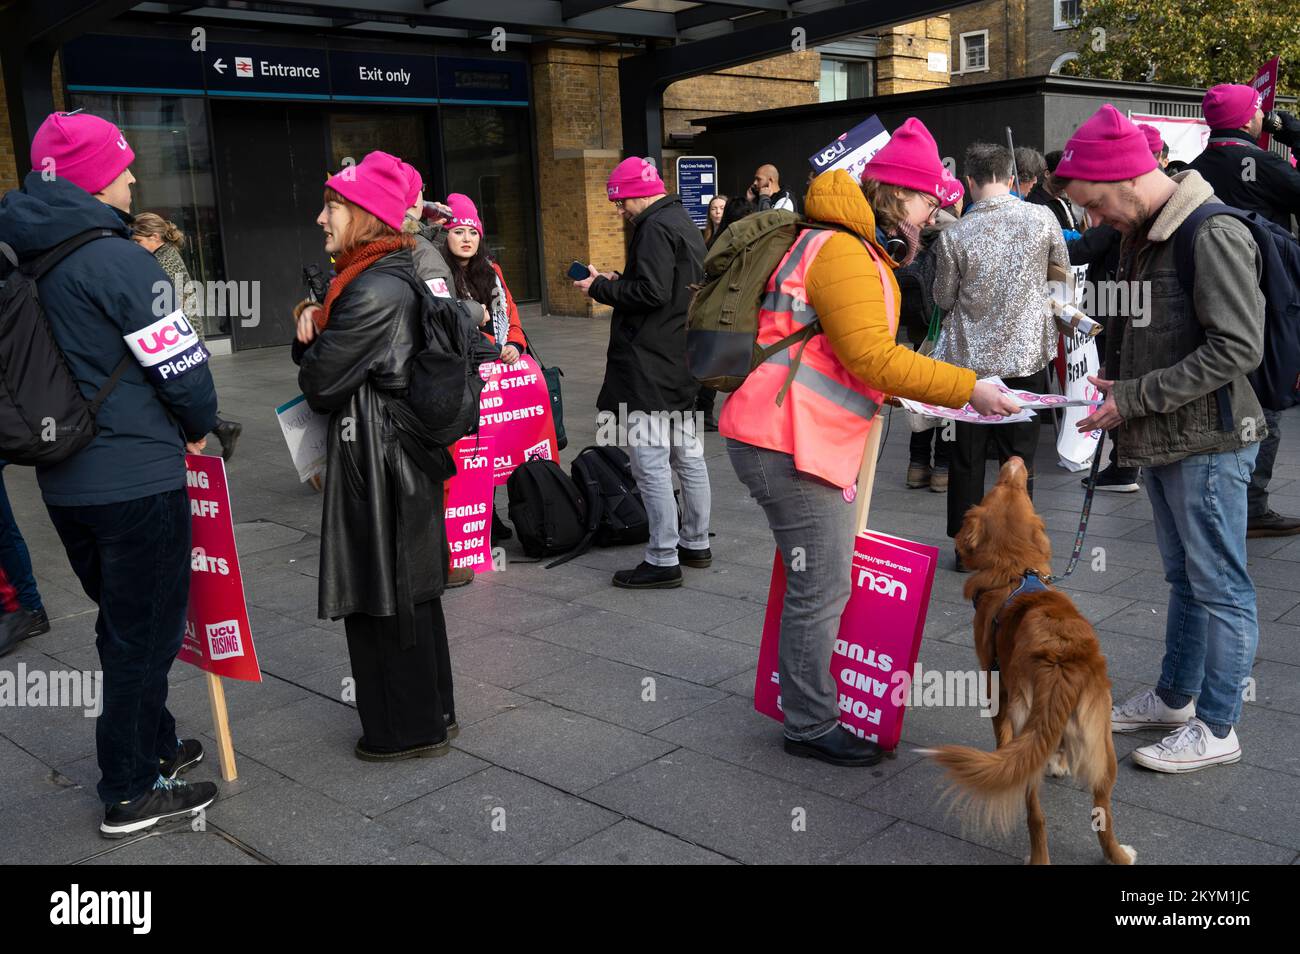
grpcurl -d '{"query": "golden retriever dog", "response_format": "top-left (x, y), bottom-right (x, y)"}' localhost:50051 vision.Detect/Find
top-left (927, 457), bottom-right (1136, 865)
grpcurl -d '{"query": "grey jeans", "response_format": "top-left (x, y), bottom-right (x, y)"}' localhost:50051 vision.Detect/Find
top-left (624, 411), bottom-right (711, 566)
top-left (727, 438), bottom-right (855, 741)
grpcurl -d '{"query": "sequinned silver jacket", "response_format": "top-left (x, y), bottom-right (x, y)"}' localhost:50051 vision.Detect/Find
top-left (930, 193), bottom-right (1068, 378)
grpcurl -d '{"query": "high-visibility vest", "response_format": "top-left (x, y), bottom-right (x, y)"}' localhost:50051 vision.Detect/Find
top-left (719, 228), bottom-right (896, 489)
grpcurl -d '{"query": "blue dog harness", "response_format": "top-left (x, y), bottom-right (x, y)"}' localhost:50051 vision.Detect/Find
top-left (973, 571), bottom-right (1051, 671)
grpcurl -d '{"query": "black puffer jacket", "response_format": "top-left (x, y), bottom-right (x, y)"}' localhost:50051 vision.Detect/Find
top-left (590, 195), bottom-right (707, 413)
top-left (297, 246), bottom-right (452, 639)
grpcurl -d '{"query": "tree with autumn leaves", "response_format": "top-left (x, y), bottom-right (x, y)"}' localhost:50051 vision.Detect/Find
top-left (1063, 0), bottom-right (1296, 95)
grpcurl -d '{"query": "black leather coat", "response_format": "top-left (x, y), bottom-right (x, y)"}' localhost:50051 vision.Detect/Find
top-left (297, 247), bottom-right (453, 640)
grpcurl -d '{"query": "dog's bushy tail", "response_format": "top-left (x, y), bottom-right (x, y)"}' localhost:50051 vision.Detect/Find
top-left (927, 660), bottom-right (1084, 835)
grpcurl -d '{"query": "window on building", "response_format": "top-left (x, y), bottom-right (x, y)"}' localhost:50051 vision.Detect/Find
top-left (1054, 0), bottom-right (1082, 29)
top-left (819, 57), bottom-right (875, 102)
top-left (958, 31), bottom-right (989, 73)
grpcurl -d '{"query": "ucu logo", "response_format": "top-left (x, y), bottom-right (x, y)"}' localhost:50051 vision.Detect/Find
top-left (857, 567), bottom-right (907, 600)
top-left (116, 137), bottom-right (128, 150)
top-left (813, 141), bottom-right (848, 167)
top-left (133, 316), bottom-right (195, 354)
top-left (1061, 149), bottom-right (1074, 162)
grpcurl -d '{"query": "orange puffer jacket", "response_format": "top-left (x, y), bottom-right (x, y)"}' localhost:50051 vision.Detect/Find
top-left (803, 169), bottom-right (974, 408)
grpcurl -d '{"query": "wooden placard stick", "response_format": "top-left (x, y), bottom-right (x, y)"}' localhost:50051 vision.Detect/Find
top-left (205, 672), bottom-right (238, 781)
top-left (853, 414), bottom-right (886, 535)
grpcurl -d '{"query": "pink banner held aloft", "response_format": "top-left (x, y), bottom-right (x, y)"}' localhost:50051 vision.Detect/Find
top-left (755, 530), bottom-right (938, 750)
top-left (1252, 57), bottom-right (1280, 150)
top-left (446, 435), bottom-right (495, 575)
top-left (477, 356), bottom-right (558, 485)
top-left (178, 454), bottom-right (261, 682)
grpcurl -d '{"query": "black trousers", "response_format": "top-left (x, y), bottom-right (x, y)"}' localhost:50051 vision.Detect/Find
top-left (946, 368), bottom-right (1049, 538)
top-left (344, 598), bottom-right (454, 751)
top-left (908, 426), bottom-right (951, 468)
top-left (48, 489), bottom-right (191, 804)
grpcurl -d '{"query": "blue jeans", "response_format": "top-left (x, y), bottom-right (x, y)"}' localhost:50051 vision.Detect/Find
top-left (47, 489), bottom-right (191, 803)
top-left (728, 438), bottom-right (856, 741)
top-left (1246, 408), bottom-right (1279, 519)
top-left (0, 463), bottom-right (43, 613)
top-left (1145, 444), bottom-right (1259, 728)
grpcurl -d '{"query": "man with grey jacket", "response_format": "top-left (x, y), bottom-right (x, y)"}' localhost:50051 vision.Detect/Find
top-left (1057, 105), bottom-right (1266, 774)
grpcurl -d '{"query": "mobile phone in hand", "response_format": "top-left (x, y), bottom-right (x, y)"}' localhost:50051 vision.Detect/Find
top-left (567, 261), bottom-right (592, 281)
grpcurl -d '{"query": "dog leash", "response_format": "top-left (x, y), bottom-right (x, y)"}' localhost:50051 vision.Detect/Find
top-left (1044, 445), bottom-right (1103, 584)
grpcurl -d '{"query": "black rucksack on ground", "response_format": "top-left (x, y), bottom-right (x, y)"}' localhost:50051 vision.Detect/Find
top-left (506, 457), bottom-right (588, 560)
top-left (571, 445), bottom-right (649, 548)
top-left (1173, 204), bottom-right (1300, 412)
top-left (528, 445), bottom-right (650, 570)
top-left (0, 229), bottom-right (133, 466)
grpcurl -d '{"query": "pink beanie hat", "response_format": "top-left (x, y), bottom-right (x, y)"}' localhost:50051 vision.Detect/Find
top-left (30, 112), bottom-right (135, 195)
top-left (399, 161), bottom-right (423, 208)
top-left (942, 176), bottom-right (965, 209)
top-left (861, 118), bottom-right (962, 206)
top-left (1136, 123), bottom-right (1165, 155)
top-left (1055, 105), bottom-right (1157, 182)
top-left (606, 156), bottom-right (666, 200)
top-left (1203, 84), bottom-right (1263, 131)
top-left (324, 150), bottom-right (409, 230)
top-left (444, 193), bottom-right (483, 233)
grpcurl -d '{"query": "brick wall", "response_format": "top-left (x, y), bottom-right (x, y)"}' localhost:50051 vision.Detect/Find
top-left (875, 19), bottom-right (952, 95)
top-left (950, 0), bottom-right (1081, 86)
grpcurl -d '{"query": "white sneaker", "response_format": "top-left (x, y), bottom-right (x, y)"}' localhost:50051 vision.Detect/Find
top-left (1111, 687), bottom-right (1196, 732)
top-left (1131, 718), bottom-right (1241, 774)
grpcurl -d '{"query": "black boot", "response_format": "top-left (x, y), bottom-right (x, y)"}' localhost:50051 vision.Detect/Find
top-left (214, 418), bottom-right (242, 462)
top-left (612, 561), bottom-right (683, 589)
top-left (784, 725), bottom-right (883, 767)
top-left (491, 508), bottom-right (513, 543)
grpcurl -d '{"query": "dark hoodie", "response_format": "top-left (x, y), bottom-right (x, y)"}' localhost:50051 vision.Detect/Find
top-left (0, 173), bottom-right (218, 506)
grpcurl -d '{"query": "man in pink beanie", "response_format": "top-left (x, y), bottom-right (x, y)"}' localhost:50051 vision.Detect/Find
top-left (573, 157), bottom-right (711, 591)
top-left (1056, 103), bottom-right (1269, 773)
top-left (1189, 87), bottom-right (1300, 544)
top-left (0, 111), bottom-right (220, 834)
top-left (29, 111), bottom-right (136, 201)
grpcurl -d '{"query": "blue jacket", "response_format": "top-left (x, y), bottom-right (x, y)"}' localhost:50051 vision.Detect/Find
top-left (0, 173), bottom-right (218, 506)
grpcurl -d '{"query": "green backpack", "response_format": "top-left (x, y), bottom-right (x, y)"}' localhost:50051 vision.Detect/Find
top-left (686, 209), bottom-right (840, 396)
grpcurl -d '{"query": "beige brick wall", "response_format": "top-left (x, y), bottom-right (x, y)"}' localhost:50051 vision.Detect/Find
top-left (950, 0), bottom-right (1081, 85)
top-left (875, 19), bottom-right (953, 95)
top-left (664, 51), bottom-right (819, 138)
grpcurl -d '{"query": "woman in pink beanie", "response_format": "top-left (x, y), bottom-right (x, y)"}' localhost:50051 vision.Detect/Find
top-left (292, 153), bottom-right (460, 762)
top-left (437, 191), bottom-right (528, 548)
top-left (438, 193), bottom-right (527, 364)
top-left (718, 116), bottom-right (1019, 768)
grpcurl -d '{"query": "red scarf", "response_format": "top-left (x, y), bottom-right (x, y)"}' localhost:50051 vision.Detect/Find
top-left (317, 235), bottom-right (414, 331)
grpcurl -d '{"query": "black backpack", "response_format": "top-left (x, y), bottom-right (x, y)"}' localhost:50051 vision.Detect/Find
top-left (1173, 204), bottom-right (1300, 412)
top-left (506, 457), bottom-right (588, 560)
top-left (0, 230), bottom-right (133, 466)
top-left (392, 268), bottom-right (485, 445)
top-left (570, 445), bottom-right (649, 548)
top-left (379, 270), bottom-right (487, 482)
